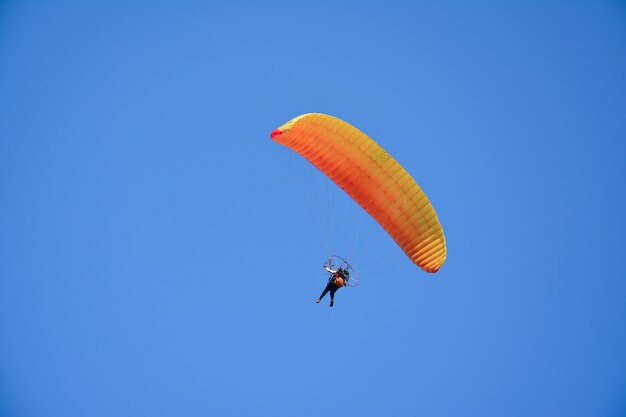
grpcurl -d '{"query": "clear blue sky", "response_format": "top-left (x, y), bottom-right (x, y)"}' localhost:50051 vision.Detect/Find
top-left (1, 1), bottom-right (625, 416)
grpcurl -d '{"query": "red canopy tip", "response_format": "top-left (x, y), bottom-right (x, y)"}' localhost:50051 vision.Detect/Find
top-left (270, 129), bottom-right (283, 139)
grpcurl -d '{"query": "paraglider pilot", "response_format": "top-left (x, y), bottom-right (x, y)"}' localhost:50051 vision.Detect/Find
top-left (316, 263), bottom-right (349, 307)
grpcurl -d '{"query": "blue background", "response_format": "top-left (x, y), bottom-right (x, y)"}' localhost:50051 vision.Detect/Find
top-left (1, 1), bottom-right (625, 416)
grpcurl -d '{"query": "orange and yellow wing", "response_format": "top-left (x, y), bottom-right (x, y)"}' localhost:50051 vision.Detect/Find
top-left (271, 113), bottom-right (446, 273)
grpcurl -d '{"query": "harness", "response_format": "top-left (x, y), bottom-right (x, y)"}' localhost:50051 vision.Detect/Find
top-left (330, 271), bottom-right (348, 287)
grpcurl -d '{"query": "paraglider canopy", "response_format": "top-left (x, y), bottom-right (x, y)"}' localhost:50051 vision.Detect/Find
top-left (271, 113), bottom-right (447, 273)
